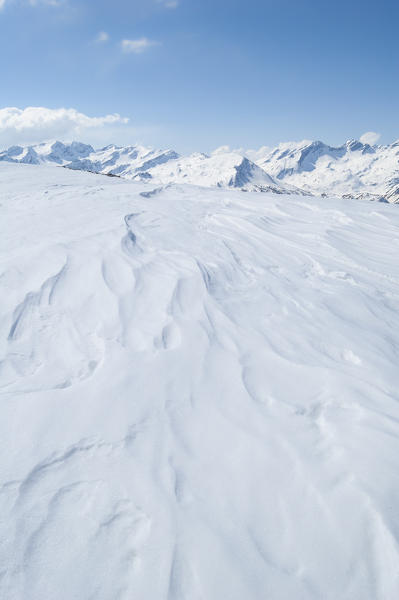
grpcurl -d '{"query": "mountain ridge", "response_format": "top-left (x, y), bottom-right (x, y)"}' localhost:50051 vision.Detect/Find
top-left (1, 138), bottom-right (398, 201)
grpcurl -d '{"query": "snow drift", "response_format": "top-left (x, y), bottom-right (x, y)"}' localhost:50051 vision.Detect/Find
top-left (0, 162), bottom-right (399, 599)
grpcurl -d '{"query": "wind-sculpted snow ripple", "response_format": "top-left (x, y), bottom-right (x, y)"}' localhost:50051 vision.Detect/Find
top-left (0, 163), bottom-right (399, 599)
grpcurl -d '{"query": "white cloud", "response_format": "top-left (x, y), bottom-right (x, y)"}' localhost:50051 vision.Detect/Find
top-left (359, 131), bottom-right (381, 145)
top-left (1, 0), bottom-right (64, 9)
top-left (157, 0), bottom-right (179, 8)
top-left (95, 31), bottom-right (109, 43)
top-left (212, 145), bottom-right (231, 156)
top-left (212, 145), bottom-right (248, 157)
top-left (121, 37), bottom-right (159, 54)
top-left (29, 0), bottom-right (65, 5)
top-left (163, 0), bottom-right (179, 8)
top-left (0, 106), bottom-right (130, 147)
top-left (245, 145), bottom-right (271, 161)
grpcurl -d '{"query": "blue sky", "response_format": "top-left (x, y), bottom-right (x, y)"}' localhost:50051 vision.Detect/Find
top-left (0, 0), bottom-right (398, 152)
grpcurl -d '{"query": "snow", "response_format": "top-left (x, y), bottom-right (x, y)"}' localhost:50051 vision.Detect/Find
top-left (247, 139), bottom-right (399, 200)
top-left (0, 141), bottom-right (179, 180)
top-left (0, 140), bottom-right (308, 195)
top-left (1, 162), bottom-right (399, 599)
top-left (2, 138), bottom-right (399, 201)
top-left (144, 152), bottom-right (292, 192)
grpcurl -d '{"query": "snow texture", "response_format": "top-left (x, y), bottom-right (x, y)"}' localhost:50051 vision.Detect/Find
top-left (0, 162), bottom-right (399, 599)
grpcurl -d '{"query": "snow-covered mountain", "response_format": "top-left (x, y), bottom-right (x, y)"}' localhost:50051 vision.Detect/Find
top-left (0, 140), bottom-right (95, 165)
top-left (0, 141), bottom-right (179, 178)
top-left (0, 141), bottom-right (307, 195)
top-left (1, 161), bottom-right (399, 599)
top-left (140, 151), bottom-right (302, 193)
top-left (247, 139), bottom-right (399, 201)
top-left (385, 179), bottom-right (399, 203)
top-left (2, 138), bottom-right (399, 201)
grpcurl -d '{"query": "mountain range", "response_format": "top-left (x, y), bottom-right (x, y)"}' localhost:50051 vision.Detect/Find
top-left (1, 138), bottom-right (399, 202)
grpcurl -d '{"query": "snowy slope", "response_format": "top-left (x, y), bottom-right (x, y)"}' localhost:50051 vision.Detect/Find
top-left (385, 179), bottom-right (399, 204)
top-left (247, 139), bottom-right (399, 200)
top-left (1, 162), bottom-right (399, 600)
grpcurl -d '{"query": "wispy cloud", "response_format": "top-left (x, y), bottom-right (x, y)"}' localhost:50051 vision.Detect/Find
top-left (359, 131), bottom-right (381, 145)
top-left (0, 106), bottom-right (129, 146)
top-left (212, 145), bottom-right (231, 156)
top-left (162, 0), bottom-right (179, 8)
top-left (28, 0), bottom-right (65, 6)
top-left (121, 37), bottom-right (159, 54)
top-left (95, 31), bottom-right (109, 43)
top-left (1, 0), bottom-right (65, 9)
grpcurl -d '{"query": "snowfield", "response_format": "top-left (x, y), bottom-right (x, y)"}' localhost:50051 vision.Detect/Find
top-left (1, 162), bottom-right (399, 599)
